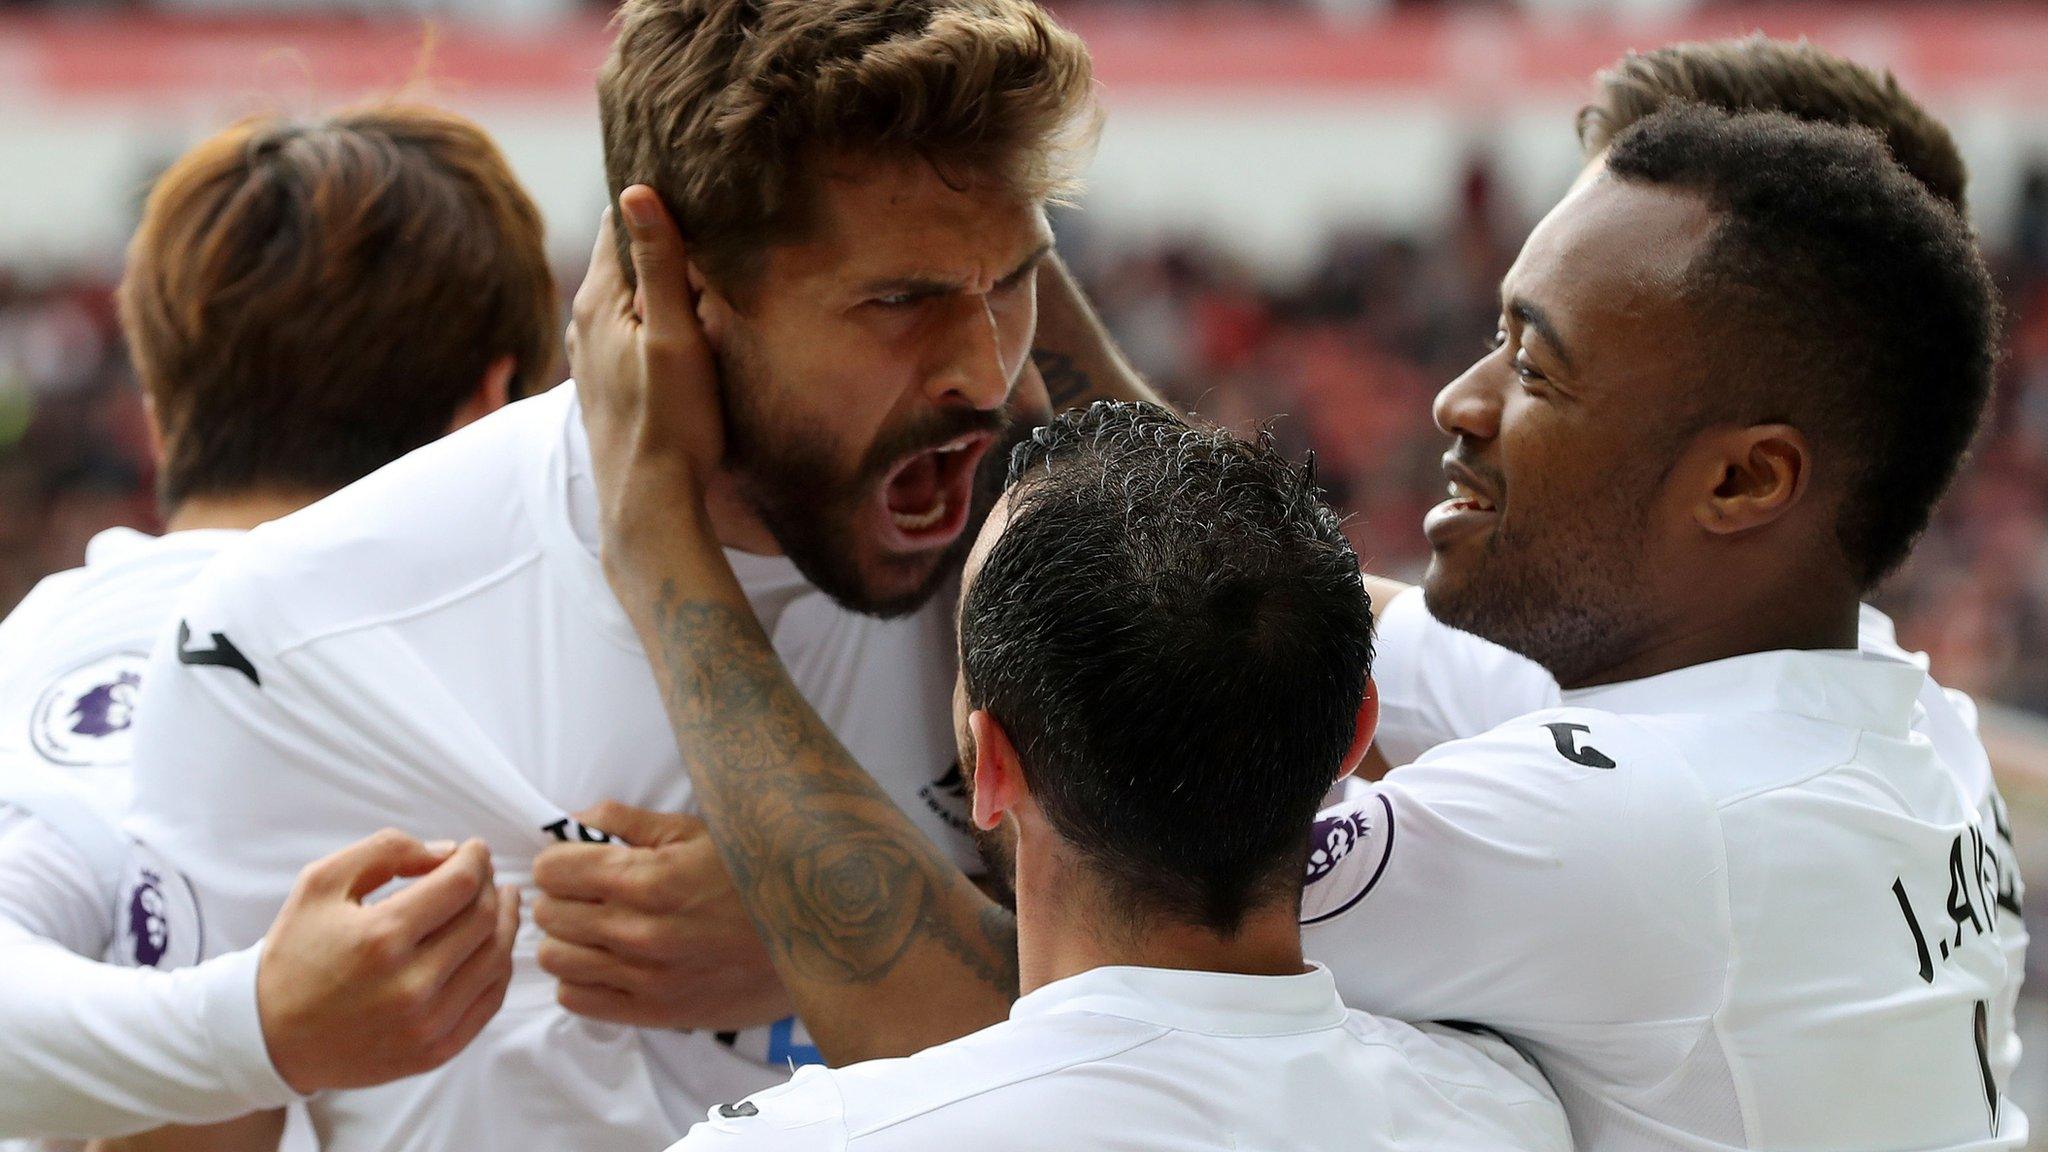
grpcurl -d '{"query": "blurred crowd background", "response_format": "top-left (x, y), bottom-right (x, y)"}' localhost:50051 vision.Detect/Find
top-left (0, 0), bottom-right (1886, 19)
top-left (14, 152), bottom-right (2048, 709)
top-left (5, 0), bottom-right (2048, 1121)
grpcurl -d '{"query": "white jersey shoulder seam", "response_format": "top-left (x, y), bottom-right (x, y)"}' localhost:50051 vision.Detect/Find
top-left (263, 546), bottom-right (546, 659)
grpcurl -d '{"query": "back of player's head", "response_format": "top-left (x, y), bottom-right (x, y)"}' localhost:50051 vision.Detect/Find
top-left (597, 0), bottom-right (1096, 293)
top-left (118, 103), bottom-right (557, 511)
top-left (1580, 36), bottom-right (1967, 212)
top-left (960, 402), bottom-right (1374, 935)
top-left (1604, 105), bottom-right (1997, 588)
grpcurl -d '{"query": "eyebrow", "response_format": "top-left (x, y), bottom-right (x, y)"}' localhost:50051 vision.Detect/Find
top-left (856, 241), bottom-right (1054, 299)
top-left (1506, 296), bottom-right (1574, 372)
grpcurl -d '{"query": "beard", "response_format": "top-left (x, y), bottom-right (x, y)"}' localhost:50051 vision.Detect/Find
top-left (717, 335), bottom-right (1036, 619)
top-left (1422, 471), bottom-right (1668, 688)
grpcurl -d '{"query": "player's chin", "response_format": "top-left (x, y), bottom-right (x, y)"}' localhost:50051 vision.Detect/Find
top-left (847, 545), bottom-right (957, 620)
top-left (1418, 552), bottom-right (1482, 622)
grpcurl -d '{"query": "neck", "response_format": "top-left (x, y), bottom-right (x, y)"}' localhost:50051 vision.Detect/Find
top-left (163, 490), bottom-right (328, 534)
top-left (1013, 849), bottom-right (1307, 996)
top-left (1563, 581), bottom-right (1862, 690)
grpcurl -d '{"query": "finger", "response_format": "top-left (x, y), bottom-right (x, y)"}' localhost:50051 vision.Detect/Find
top-left (537, 936), bottom-right (648, 994)
top-left (573, 800), bottom-right (705, 848)
top-left (531, 841), bottom-right (635, 901)
top-left (296, 829), bottom-right (456, 903)
top-left (404, 880), bottom-right (502, 989)
top-left (1012, 354), bottom-right (1054, 419)
top-left (423, 886), bottom-right (521, 1036)
top-left (420, 966), bottom-right (513, 1073)
top-left (616, 185), bottom-right (703, 348)
top-left (572, 208), bottom-right (630, 332)
top-left (555, 981), bottom-right (661, 1028)
top-left (378, 840), bottom-right (492, 944)
top-left (529, 890), bottom-right (600, 944)
top-left (532, 893), bottom-right (679, 961)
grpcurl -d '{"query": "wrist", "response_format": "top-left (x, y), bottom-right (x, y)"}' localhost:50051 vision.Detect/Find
top-left (598, 466), bottom-right (719, 589)
top-left (246, 947), bottom-right (319, 1098)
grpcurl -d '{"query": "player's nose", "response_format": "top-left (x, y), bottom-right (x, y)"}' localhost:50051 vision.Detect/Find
top-left (925, 297), bottom-right (1011, 412)
top-left (1432, 354), bottom-right (1501, 442)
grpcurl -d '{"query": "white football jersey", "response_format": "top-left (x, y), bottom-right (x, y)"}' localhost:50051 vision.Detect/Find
top-left (668, 964), bottom-right (1572, 1152)
top-left (127, 384), bottom-right (976, 1152)
top-left (1366, 588), bottom-right (2027, 1108)
top-left (0, 528), bottom-right (237, 821)
top-left (0, 528), bottom-right (298, 1142)
top-left (1304, 647), bottom-right (2021, 1152)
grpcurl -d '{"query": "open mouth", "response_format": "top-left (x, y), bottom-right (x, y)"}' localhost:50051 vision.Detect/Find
top-left (1442, 478), bottom-right (1497, 514)
top-left (877, 432), bottom-right (995, 551)
top-left (1424, 459), bottom-right (1502, 548)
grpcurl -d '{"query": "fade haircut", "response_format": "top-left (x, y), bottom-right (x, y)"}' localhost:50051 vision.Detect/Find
top-left (597, 0), bottom-right (1097, 292)
top-left (1604, 106), bottom-right (1998, 587)
top-left (961, 402), bottom-right (1375, 935)
top-left (119, 104), bottom-right (557, 511)
top-left (1580, 36), bottom-right (1967, 212)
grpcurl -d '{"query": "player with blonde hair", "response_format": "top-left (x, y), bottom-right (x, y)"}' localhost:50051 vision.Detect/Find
top-left (129, 4), bottom-right (1118, 1150)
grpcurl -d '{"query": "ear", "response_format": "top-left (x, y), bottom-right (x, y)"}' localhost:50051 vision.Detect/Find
top-left (968, 709), bottom-right (1028, 832)
top-left (686, 261), bottom-right (729, 345)
top-left (1335, 676), bottom-right (1380, 782)
top-left (1688, 423), bottom-right (1809, 537)
top-left (445, 355), bottom-right (516, 435)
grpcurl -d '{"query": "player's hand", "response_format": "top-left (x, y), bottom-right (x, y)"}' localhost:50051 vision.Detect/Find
top-left (532, 800), bottom-right (791, 1032)
top-left (568, 186), bottom-right (726, 552)
top-left (256, 832), bottom-right (519, 1093)
top-left (1010, 352), bottom-right (1055, 428)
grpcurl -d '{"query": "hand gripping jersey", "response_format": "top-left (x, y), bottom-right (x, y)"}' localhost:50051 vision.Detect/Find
top-left (1366, 589), bottom-right (2028, 1120)
top-left (1304, 647), bottom-right (2022, 1152)
top-left (0, 528), bottom-right (299, 1143)
top-left (127, 385), bottom-right (978, 1152)
top-left (667, 965), bottom-right (1572, 1152)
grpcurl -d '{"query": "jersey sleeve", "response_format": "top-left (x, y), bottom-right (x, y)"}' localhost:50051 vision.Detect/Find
top-left (1302, 710), bottom-right (1728, 1035)
top-left (667, 1067), bottom-right (849, 1152)
top-left (0, 853), bottom-right (296, 1138)
top-left (0, 804), bottom-right (110, 957)
top-left (1369, 588), bottom-right (1561, 767)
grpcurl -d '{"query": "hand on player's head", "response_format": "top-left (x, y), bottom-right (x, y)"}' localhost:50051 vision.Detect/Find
top-left (570, 187), bottom-right (727, 547)
top-left (532, 801), bottom-right (791, 1032)
top-left (255, 831), bottom-right (519, 1094)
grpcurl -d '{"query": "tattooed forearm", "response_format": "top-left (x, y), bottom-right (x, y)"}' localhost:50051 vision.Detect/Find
top-left (1031, 349), bottom-right (1095, 411)
top-left (649, 584), bottom-right (1019, 999)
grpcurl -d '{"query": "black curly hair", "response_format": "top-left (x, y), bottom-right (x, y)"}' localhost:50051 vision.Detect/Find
top-left (1605, 105), bottom-right (2000, 587)
top-left (960, 401), bottom-right (1374, 934)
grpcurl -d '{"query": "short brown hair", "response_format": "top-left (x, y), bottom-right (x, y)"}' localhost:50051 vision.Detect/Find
top-left (597, 0), bottom-right (1097, 290)
top-left (1579, 36), bottom-right (1967, 212)
top-left (119, 103), bottom-right (558, 509)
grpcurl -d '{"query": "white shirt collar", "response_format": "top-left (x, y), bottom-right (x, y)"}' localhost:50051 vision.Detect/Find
top-left (1561, 647), bottom-right (1926, 735)
top-left (1012, 962), bottom-right (1349, 1037)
